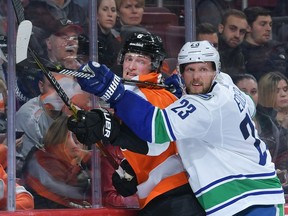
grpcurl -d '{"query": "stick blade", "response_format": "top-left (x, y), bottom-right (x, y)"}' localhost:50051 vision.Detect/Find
top-left (16, 20), bottom-right (32, 64)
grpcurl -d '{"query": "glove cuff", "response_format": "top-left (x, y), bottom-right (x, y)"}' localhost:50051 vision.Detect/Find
top-left (100, 74), bottom-right (125, 103)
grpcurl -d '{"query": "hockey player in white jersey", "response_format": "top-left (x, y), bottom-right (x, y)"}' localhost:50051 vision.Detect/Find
top-left (68, 41), bottom-right (285, 216)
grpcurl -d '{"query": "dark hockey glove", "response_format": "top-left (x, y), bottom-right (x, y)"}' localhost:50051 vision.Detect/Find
top-left (78, 61), bottom-right (125, 103)
top-left (112, 159), bottom-right (138, 197)
top-left (67, 108), bottom-right (120, 146)
top-left (164, 74), bottom-right (184, 98)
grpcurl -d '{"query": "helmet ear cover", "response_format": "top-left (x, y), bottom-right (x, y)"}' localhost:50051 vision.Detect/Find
top-left (118, 32), bottom-right (167, 71)
top-left (178, 41), bottom-right (220, 74)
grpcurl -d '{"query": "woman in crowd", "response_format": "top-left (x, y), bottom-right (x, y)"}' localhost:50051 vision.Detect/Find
top-left (97, 0), bottom-right (121, 68)
top-left (22, 115), bottom-right (92, 209)
top-left (112, 0), bottom-right (148, 43)
top-left (232, 73), bottom-right (280, 162)
top-left (258, 71), bottom-right (288, 195)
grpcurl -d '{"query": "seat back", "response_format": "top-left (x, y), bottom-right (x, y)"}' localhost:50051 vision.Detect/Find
top-left (141, 12), bottom-right (178, 52)
top-left (165, 25), bottom-right (185, 58)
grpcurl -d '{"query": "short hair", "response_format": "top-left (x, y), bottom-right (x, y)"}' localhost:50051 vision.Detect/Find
top-left (196, 22), bottom-right (217, 38)
top-left (243, 6), bottom-right (271, 26)
top-left (221, 9), bottom-right (247, 25)
top-left (258, 71), bottom-right (288, 108)
top-left (115, 0), bottom-right (145, 10)
top-left (231, 73), bottom-right (257, 86)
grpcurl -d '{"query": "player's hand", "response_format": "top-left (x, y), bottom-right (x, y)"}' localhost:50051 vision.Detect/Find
top-left (67, 108), bottom-right (119, 146)
top-left (78, 61), bottom-right (125, 103)
top-left (112, 159), bottom-right (138, 197)
top-left (164, 74), bottom-right (184, 98)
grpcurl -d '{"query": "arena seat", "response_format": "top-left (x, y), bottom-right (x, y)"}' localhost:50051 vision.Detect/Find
top-left (141, 12), bottom-right (178, 52)
top-left (144, 7), bottom-right (171, 13)
top-left (165, 25), bottom-right (185, 58)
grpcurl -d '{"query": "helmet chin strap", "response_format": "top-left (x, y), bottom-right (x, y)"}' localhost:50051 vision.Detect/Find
top-left (207, 70), bottom-right (218, 93)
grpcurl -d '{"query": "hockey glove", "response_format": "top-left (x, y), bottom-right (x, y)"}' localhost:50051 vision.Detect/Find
top-left (112, 159), bottom-right (138, 197)
top-left (164, 74), bottom-right (184, 98)
top-left (67, 108), bottom-right (120, 146)
top-left (78, 61), bottom-right (125, 103)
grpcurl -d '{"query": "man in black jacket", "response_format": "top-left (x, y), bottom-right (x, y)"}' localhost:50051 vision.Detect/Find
top-left (241, 6), bottom-right (288, 81)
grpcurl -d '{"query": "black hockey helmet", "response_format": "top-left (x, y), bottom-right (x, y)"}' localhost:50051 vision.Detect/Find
top-left (118, 32), bottom-right (167, 71)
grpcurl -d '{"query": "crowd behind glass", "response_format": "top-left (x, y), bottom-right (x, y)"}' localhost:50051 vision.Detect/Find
top-left (0, 0), bottom-right (288, 212)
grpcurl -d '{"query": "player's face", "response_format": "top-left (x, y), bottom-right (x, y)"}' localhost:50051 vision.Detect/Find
top-left (218, 15), bottom-right (247, 48)
top-left (122, 53), bottom-right (152, 79)
top-left (182, 62), bottom-right (216, 94)
top-left (236, 78), bottom-right (258, 105)
top-left (274, 79), bottom-right (288, 111)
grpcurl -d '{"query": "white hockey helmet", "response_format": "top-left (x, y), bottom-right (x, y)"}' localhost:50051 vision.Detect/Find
top-left (178, 40), bottom-right (221, 73)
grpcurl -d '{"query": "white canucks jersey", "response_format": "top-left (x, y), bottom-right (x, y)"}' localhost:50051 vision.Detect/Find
top-left (115, 73), bottom-right (285, 216)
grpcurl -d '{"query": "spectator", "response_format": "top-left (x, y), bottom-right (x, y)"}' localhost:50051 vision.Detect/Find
top-left (258, 71), bottom-right (288, 195)
top-left (71, 40), bottom-right (285, 215)
top-left (196, 22), bottom-right (219, 49)
top-left (15, 72), bottom-right (90, 177)
top-left (16, 18), bottom-right (91, 107)
top-left (241, 6), bottom-right (288, 81)
top-left (0, 164), bottom-right (34, 210)
top-left (0, 129), bottom-right (25, 171)
top-left (97, 0), bottom-right (121, 68)
top-left (195, 0), bottom-right (235, 28)
top-left (44, 19), bottom-right (83, 70)
top-left (112, 0), bottom-right (148, 44)
top-left (231, 73), bottom-right (258, 106)
top-left (0, 130), bottom-right (34, 210)
top-left (25, 0), bottom-right (88, 35)
top-left (232, 73), bottom-right (280, 161)
top-left (218, 9), bottom-right (248, 75)
top-left (22, 115), bottom-right (92, 209)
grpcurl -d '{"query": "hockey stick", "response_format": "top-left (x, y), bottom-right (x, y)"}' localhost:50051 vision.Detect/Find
top-left (16, 20), bottom-right (32, 64)
top-left (46, 65), bottom-right (171, 90)
top-left (12, 0), bottom-right (119, 169)
top-left (24, 59), bottom-right (171, 90)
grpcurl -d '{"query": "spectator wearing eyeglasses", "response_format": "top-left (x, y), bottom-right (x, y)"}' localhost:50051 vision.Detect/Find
top-left (241, 6), bottom-right (288, 81)
top-left (44, 19), bottom-right (83, 70)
